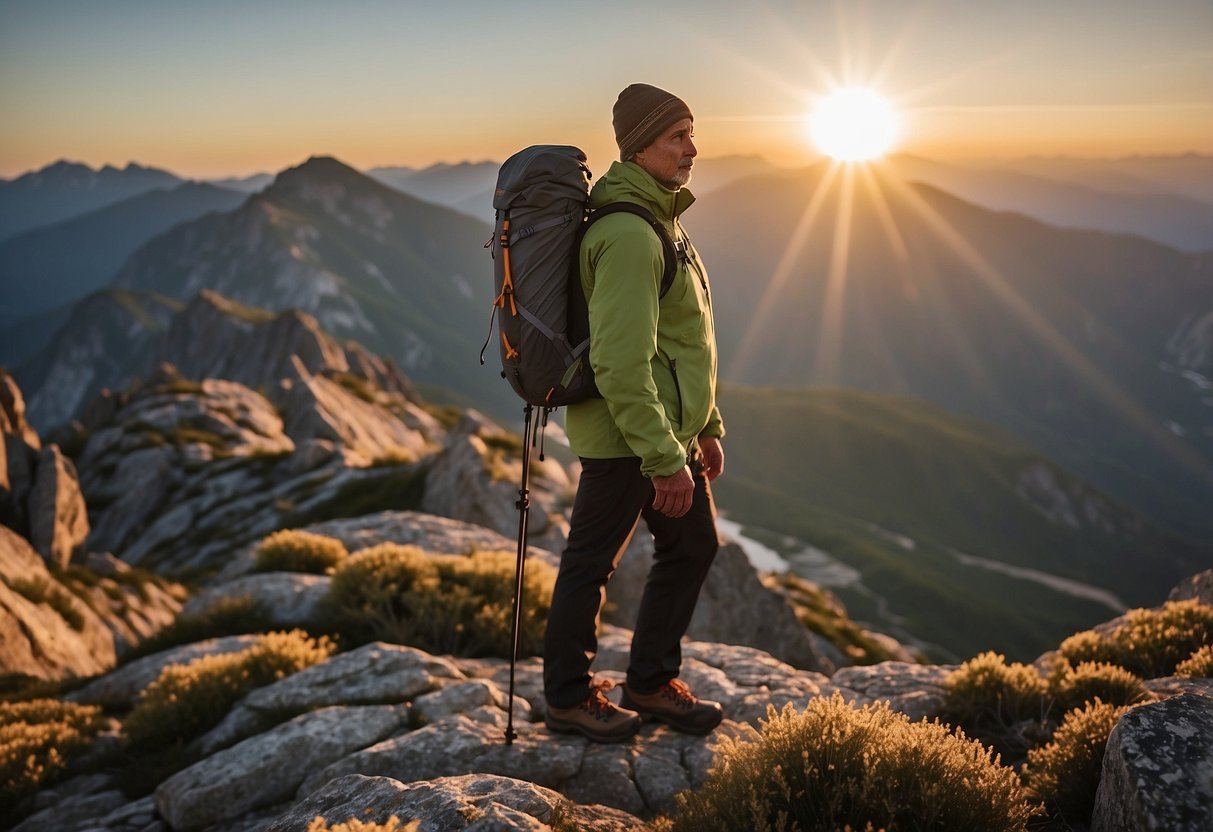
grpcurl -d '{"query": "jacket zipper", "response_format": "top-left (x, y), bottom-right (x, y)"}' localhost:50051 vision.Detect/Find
top-left (668, 356), bottom-right (684, 429)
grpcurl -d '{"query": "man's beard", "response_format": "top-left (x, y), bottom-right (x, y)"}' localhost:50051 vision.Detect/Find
top-left (664, 159), bottom-right (694, 189)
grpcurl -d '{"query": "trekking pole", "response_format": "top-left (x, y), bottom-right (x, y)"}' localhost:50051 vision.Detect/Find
top-left (505, 403), bottom-right (536, 745)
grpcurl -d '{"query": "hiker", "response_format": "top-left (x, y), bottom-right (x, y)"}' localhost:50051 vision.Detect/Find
top-left (543, 83), bottom-right (726, 742)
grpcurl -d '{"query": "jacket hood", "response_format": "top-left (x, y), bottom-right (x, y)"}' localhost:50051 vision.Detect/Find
top-left (589, 161), bottom-right (696, 221)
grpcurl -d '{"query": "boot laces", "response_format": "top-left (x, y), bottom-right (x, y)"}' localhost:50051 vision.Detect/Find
top-left (583, 679), bottom-right (619, 721)
top-left (661, 679), bottom-right (697, 710)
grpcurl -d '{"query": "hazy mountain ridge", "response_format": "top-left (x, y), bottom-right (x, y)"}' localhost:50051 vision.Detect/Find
top-left (0, 181), bottom-right (247, 340)
top-left (0, 160), bottom-right (183, 242)
top-left (894, 154), bottom-right (1213, 252)
top-left (687, 163), bottom-right (1213, 535)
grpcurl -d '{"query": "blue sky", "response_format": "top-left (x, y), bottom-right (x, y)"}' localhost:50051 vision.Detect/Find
top-left (1, 0), bottom-right (1210, 177)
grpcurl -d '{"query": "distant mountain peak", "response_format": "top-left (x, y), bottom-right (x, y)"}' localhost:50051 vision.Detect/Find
top-left (266, 156), bottom-right (369, 195)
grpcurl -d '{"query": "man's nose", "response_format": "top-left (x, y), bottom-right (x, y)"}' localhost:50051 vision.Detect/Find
top-left (685, 137), bottom-right (697, 158)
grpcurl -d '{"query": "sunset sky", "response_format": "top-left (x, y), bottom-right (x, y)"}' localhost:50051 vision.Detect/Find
top-left (1, 0), bottom-right (1210, 179)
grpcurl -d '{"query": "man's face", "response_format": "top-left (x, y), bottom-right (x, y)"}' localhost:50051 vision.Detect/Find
top-left (633, 117), bottom-right (697, 190)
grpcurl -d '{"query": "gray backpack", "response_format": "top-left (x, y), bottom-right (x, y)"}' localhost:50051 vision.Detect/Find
top-left (483, 145), bottom-right (676, 408)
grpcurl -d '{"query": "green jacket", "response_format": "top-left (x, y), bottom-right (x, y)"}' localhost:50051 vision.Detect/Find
top-left (565, 160), bottom-right (724, 477)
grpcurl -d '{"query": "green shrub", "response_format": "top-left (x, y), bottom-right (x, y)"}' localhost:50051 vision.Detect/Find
top-left (1023, 699), bottom-right (1132, 824)
top-left (1175, 644), bottom-right (1213, 678)
top-left (329, 544), bottom-right (555, 658)
top-left (941, 653), bottom-right (1050, 765)
top-left (124, 630), bottom-right (334, 749)
top-left (1059, 600), bottom-right (1213, 678)
top-left (254, 529), bottom-right (349, 574)
top-left (943, 652), bottom-right (1047, 727)
top-left (6, 576), bottom-right (87, 631)
top-left (1048, 661), bottom-right (1148, 712)
top-left (650, 692), bottom-right (1039, 832)
top-left (1, 699), bottom-right (106, 813)
top-left (307, 817), bottom-right (418, 832)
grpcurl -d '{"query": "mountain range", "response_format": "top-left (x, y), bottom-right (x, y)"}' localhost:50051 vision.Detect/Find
top-left (0, 181), bottom-right (246, 342)
top-left (0, 160), bottom-right (182, 242)
top-left (685, 163), bottom-right (1213, 537)
top-left (2, 151), bottom-right (1210, 660)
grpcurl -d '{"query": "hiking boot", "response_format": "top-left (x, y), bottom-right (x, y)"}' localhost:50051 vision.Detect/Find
top-left (544, 680), bottom-right (642, 743)
top-left (619, 679), bottom-right (723, 735)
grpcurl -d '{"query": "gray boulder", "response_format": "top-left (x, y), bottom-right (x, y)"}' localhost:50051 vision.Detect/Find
top-left (277, 355), bottom-right (434, 466)
top-left (831, 661), bottom-right (954, 721)
top-left (268, 773), bottom-right (643, 832)
top-left (1092, 687), bottom-right (1213, 832)
top-left (420, 412), bottom-right (572, 540)
top-left (180, 572), bottom-right (331, 627)
top-left (27, 444), bottom-right (90, 568)
top-left (155, 704), bottom-right (409, 831)
top-left (1169, 569), bottom-right (1213, 606)
top-left (196, 642), bottom-right (463, 754)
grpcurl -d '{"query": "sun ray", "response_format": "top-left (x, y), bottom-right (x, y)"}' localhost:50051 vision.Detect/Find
top-left (856, 163), bottom-right (908, 262)
top-left (728, 162), bottom-right (842, 380)
top-left (877, 172), bottom-right (1213, 479)
top-left (859, 164), bottom-right (1003, 399)
top-left (813, 163), bottom-right (856, 382)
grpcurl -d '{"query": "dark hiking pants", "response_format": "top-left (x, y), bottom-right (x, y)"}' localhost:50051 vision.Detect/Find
top-left (543, 454), bottom-right (720, 709)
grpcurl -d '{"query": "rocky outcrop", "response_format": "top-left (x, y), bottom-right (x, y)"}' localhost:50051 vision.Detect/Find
top-left (277, 355), bottom-right (437, 466)
top-left (156, 705), bottom-right (411, 831)
top-left (0, 371), bottom-right (40, 449)
top-left (420, 411), bottom-right (572, 541)
top-left (1092, 685), bottom-right (1213, 832)
top-left (71, 368), bottom-right (441, 573)
top-left (1169, 568), bottom-right (1213, 606)
top-left (0, 524), bottom-right (182, 682)
top-left (27, 444), bottom-right (90, 568)
top-left (155, 290), bottom-right (420, 404)
top-left (20, 290), bottom-right (182, 432)
top-left (267, 773), bottom-right (643, 832)
top-left (3, 372), bottom-right (91, 569)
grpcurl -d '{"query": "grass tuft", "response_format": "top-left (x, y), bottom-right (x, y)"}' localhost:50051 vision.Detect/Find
top-left (123, 630), bottom-right (334, 750)
top-left (1058, 599), bottom-right (1213, 678)
top-left (329, 544), bottom-right (555, 658)
top-left (650, 691), bottom-right (1039, 832)
top-left (0, 699), bottom-right (106, 814)
top-left (253, 529), bottom-right (349, 574)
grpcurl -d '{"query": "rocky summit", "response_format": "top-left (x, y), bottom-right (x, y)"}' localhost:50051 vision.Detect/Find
top-left (2, 298), bottom-right (1210, 832)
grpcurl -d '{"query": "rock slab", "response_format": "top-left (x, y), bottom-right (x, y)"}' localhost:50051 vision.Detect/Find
top-left (1091, 688), bottom-right (1213, 832)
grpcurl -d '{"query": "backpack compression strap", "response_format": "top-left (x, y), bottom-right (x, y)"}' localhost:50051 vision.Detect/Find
top-left (585, 202), bottom-right (680, 299)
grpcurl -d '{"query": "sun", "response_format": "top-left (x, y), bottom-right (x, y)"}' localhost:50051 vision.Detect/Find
top-left (808, 87), bottom-right (900, 162)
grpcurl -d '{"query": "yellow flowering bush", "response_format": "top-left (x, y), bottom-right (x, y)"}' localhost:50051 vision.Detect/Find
top-left (649, 692), bottom-right (1040, 832)
top-left (253, 529), bottom-right (349, 574)
top-left (1, 699), bottom-right (106, 813)
top-left (1023, 699), bottom-right (1133, 823)
top-left (329, 544), bottom-right (555, 658)
top-left (1175, 644), bottom-right (1213, 678)
top-left (306, 817), bottom-right (418, 832)
top-left (1059, 600), bottom-right (1213, 678)
top-left (124, 629), bottom-right (335, 749)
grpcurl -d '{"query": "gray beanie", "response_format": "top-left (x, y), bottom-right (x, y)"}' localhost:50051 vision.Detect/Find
top-left (613, 83), bottom-right (693, 162)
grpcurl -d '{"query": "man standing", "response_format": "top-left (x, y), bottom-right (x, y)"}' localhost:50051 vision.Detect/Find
top-left (543, 83), bottom-right (725, 742)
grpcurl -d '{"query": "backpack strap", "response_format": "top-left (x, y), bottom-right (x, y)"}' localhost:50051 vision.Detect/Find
top-left (585, 202), bottom-right (679, 299)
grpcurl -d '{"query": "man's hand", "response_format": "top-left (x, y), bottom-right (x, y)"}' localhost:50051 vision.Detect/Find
top-left (699, 436), bottom-right (724, 481)
top-left (652, 465), bottom-right (695, 518)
